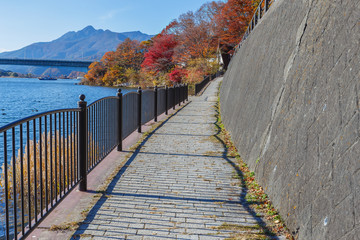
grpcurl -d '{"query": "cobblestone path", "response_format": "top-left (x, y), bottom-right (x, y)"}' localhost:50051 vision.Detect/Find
top-left (72, 78), bottom-right (273, 240)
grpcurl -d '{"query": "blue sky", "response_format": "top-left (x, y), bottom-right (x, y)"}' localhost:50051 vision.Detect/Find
top-left (0, 0), bottom-right (212, 52)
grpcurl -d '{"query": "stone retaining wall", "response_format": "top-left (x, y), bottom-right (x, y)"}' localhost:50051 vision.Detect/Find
top-left (219, 0), bottom-right (359, 239)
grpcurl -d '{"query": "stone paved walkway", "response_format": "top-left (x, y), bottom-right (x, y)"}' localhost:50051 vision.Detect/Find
top-left (72, 78), bottom-right (275, 240)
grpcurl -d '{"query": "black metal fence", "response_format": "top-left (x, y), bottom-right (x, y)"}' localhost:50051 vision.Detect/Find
top-left (235, 0), bottom-right (273, 50)
top-left (0, 84), bottom-right (188, 239)
top-left (0, 109), bottom-right (80, 240)
top-left (194, 71), bottom-right (223, 95)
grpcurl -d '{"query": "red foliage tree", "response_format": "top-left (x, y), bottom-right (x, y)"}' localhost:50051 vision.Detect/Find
top-left (214, 0), bottom-right (257, 47)
top-left (163, 2), bottom-right (223, 63)
top-left (141, 34), bottom-right (178, 73)
top-left (169, 68), bottom-right (187, 83)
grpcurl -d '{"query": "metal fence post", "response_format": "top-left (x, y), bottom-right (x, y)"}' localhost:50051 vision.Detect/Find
top-left (178, 85), bottom-right (181, 106)
top-left (117, 89), bottom-right (123, 151)
top-left (154, 85), bottom-right (158, 122)
top-left (184, 84), bottom-right (186, 101)
top-left (180, 84), bottom-right (183, 103)
top-left (186, 84), bottom-right (188, 101)
top-left (255, 9), bottom-right (258, 25)
top-left (259, 4), bottom-right (262, 19)
top-left (182, 84), bottom-right (185, 103)
top-left (137, 87), bottom-right (142, 133)
top-left (265, 0), bottom-right (269, 11)
top-left (165, 86), bottom-right (168, 115)
top-left (78, 94), bottom-right (87, 191)
top-left (173, 86), bottom-right (176, 110)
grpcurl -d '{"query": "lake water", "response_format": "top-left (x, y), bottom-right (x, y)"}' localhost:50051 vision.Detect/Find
top-left (0, 78), bottom-right (131, 127)
top-left (0, 78), bottom-right (132, 237)
top-left (0, 77), bottom-right (133, 168)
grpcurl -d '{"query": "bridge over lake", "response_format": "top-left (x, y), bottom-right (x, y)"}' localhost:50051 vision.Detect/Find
top-left (0, 58), bottom-right (93, 68)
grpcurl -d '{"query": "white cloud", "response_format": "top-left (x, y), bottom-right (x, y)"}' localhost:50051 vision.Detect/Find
top-left (99, 10), bottom-right (118, 20)
top-left (99, 7), bottom-right (130, 21)
top-left (0, 48), bottom-right (10, 53)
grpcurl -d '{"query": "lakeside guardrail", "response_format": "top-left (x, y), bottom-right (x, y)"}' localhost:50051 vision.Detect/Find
top-left (0, 83), bottom-right (188, 239)
top-left (225, 0), bottom-right (274, 71)
top-left (235, 0), bottom-right (274, 50)
top-left (195, 71), bottom-right (224, 95)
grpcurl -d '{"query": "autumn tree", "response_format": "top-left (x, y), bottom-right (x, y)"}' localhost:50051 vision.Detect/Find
top-left (113, 38), bottom-right (145, 70)
top-left (169, 68), bottom-right (187, 83)
top-left (84, 0), bottom-right (262, 87)
top-left (141, 34), bottom-right (178, 73)
top-left (150, 1), bottom-right (223, 84)
top-left (83, 61), bottom-right (106, 85)
top-left (214, 0), bottom-right (262, 48)
top-left (83, 38), bottom-right (145, 86)
top-left (140, 34), bottom-right (179, 85)
top-left (164, 1), bottom-right (223, 63)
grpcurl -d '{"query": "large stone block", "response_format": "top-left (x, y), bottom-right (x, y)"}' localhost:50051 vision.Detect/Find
top-left (354, 169), bottom-right (360, 226)
top-left (333, 113), bottom-right (359, 159)
top-left (339, 226), bottom-right (360, 240)
top-left (219, 0), bottom-right (359, 238)
top-left (326, 195), bottom-right (355, 240)
top-left (311, 189), bottom-right (332, 229)
top-left (316, 148), bottom-right (334, 191)
top-left (297, 204), bottom-right (312, 240)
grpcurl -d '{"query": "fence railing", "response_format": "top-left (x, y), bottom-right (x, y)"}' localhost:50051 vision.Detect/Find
top-left (195, 71), bottom-right (223, 95)
top-left (0, 83), bottom-right (188, 239)
top-left (235, 0), bottom-right (274, 50)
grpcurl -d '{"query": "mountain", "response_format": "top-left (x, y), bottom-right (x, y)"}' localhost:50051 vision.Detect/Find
top-left (0, 26), bottom-right (154, 76)
top-left (0, 26), bottom-right (153, 60)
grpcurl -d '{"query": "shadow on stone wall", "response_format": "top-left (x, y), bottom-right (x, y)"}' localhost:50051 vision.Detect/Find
top-left (219, 0), bottom-right (359, 239)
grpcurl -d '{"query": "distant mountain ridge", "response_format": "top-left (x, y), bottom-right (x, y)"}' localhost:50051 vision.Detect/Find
top-left (0, 26), bottom-right (153, 61)
top-left (0, 26), bottom-right (154, 76)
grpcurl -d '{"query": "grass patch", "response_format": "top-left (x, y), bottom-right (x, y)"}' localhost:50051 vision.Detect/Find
top-left (217, 223), bottom-right (261, 231)
top-left (214, 83), bottom-right (294, 240)
top-left (225, 234), bottom-right (270, 240)
top-left (216, 223), bottom-right (270, 240)
top-left (50, 222), bottom-right (80, 231)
